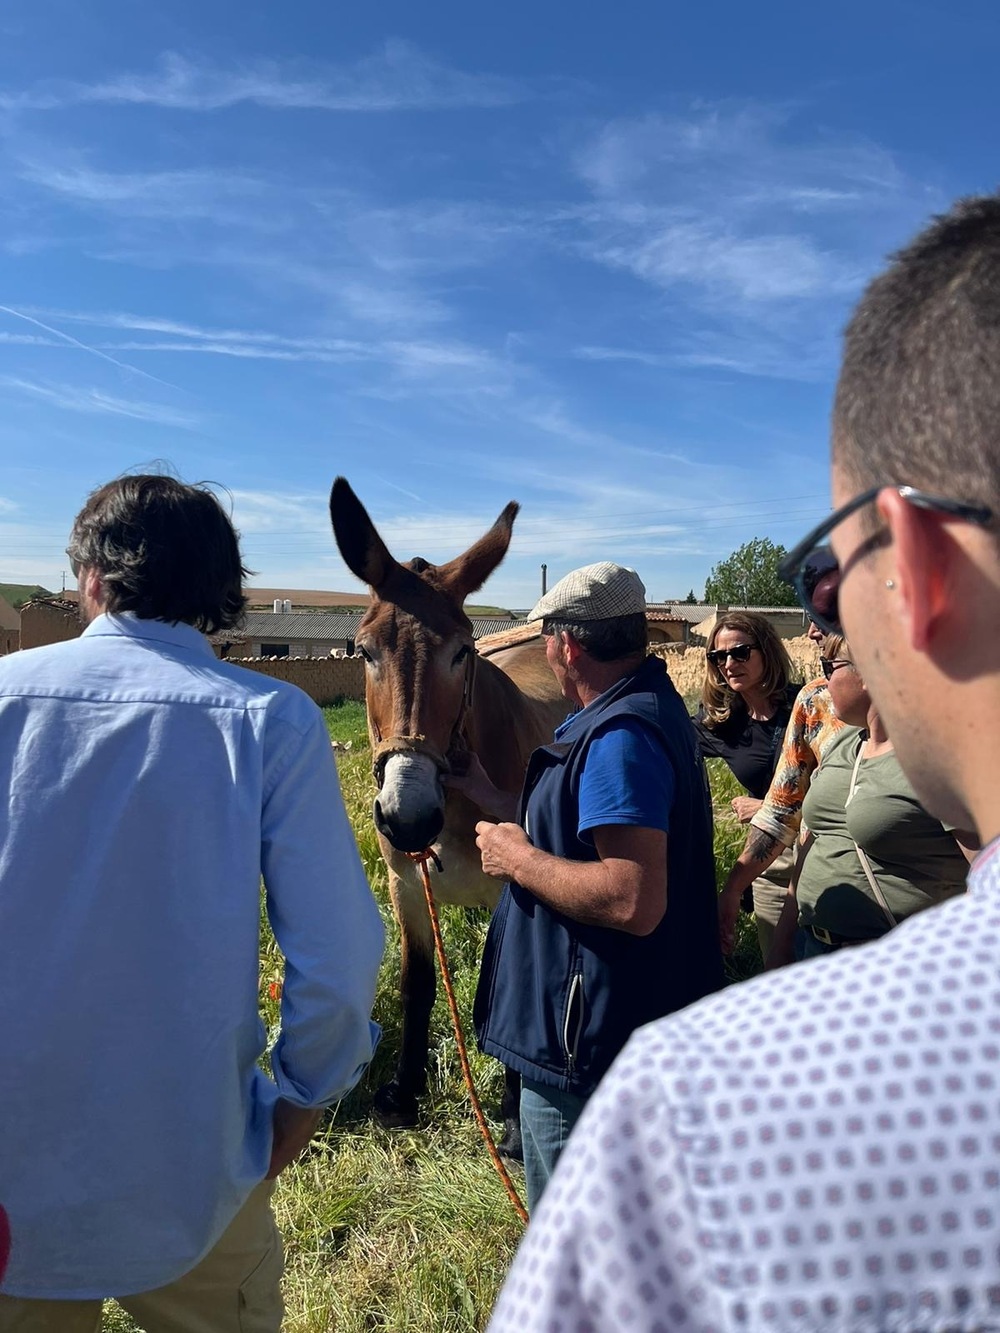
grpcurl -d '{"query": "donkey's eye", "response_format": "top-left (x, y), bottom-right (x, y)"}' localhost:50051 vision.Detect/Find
top-left (357, 644), bottom-right (375, 665)
top-left (452, 644), bottom-right (471, 667)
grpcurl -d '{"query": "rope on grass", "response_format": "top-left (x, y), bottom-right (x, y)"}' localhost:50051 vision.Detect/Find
top-left (407, 850), bottom-right (529, 1226)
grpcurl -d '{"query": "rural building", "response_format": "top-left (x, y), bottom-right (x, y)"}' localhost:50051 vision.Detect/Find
top-left (644, 609), bottom-right (690, 645)
top-left (19, 597), bottom-right (80, 650)
top-left (238, 611), bottom-right (365, 658)
top-left (658, 603), bottom-right (809, 642)
top-left (0, 595), bottom-right (19, 655)
top-left (238, 609), bottom-right (522, 658)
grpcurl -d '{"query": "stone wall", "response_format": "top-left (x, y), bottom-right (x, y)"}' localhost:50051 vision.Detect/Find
top-left (20, 600), bottom-right (80, 650)
top-left (230, 655), bottom-right (366, 704)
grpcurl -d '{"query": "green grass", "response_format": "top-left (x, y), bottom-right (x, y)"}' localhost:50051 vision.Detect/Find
top-left (103, 704), bottom-right (762, 1331)
top-left (321, 699), bottom-right (370, 748)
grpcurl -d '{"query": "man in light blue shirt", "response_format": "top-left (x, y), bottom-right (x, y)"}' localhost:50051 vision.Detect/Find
top-left (0, 475), bottom-right (384, 1328)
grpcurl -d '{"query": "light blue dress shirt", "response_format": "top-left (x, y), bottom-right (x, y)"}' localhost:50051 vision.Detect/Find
top-left (0, 614), bottom-right (384, 1299)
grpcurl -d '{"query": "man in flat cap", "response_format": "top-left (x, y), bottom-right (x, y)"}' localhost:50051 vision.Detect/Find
top-left (461, 562), bottom-right (723, 1210)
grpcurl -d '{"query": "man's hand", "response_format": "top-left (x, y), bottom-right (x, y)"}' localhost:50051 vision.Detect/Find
top-left (475, 820), bottom-right (531, 880)
top-left (266, 1099), bottom-right (324, 1179)
top-left (730, 796), bottom-right (762, 824)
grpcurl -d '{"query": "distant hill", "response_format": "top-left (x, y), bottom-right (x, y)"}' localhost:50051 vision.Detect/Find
top-left (0, 583), bottom-right (53, 611)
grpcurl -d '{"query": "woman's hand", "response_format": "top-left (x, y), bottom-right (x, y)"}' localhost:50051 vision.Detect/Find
top-left (718, 886), bottom-right (743, 956)
top-left (731, 796), bottom-right (763, 824)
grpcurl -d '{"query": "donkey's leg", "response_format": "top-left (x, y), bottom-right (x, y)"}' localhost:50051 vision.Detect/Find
top-left (497, 1066), bottom-right (523, 1162)
top-left (373, 872), bottom-right (436, 1128)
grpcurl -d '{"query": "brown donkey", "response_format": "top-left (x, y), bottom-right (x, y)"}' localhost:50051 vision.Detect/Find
top-left (330, 478), bottom-right (567, 1144)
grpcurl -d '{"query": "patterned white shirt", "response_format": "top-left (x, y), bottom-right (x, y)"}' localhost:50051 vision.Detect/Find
top-left (488, 840), bottom-right (1000, 1331)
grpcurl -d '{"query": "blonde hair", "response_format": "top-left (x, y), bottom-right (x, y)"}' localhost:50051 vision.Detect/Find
top-left (821, 632), bottom-right (850, 663)
top-left (701, 611), bottom-right (793, 729)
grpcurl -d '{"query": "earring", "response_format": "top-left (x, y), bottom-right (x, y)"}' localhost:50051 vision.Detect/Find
top-left (885, 579), bottom-right (895, 590)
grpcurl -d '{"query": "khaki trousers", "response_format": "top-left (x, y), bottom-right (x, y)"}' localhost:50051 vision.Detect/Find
top-left (751, 845), bottom-right (796, 964)
top-left (0, 1183), bottom-right (283, 1333)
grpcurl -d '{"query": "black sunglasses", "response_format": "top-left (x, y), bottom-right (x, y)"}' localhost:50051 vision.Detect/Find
top-left (819, 656), bottom-right (853, 680)
top-left (706, 643), bottom-right (757, 667)
top-left (779, 485), bottom-right (993, 636)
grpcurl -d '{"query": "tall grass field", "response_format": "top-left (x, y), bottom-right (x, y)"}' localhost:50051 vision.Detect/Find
top-left (104, 699), bottom-right (761, 1332)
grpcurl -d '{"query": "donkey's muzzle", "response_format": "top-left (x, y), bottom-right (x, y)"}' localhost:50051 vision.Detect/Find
top-left (374, 799), bottom-right (445, 854)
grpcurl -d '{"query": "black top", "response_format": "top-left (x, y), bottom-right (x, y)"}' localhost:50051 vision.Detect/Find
top-left (692, 682), bottom-right (799, 798)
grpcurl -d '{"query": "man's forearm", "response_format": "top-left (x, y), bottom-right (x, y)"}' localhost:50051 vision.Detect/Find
top-left (476, 819), bottom-right (667, 935)
top-left (507, 843), bottom-right (639, 932)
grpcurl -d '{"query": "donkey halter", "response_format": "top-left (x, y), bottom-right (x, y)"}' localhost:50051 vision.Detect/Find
top-left (369, 646), bottom-right (476, 787)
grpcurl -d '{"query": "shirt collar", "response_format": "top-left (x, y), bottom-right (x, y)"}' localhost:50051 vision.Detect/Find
top-left (969, 832), bottom-right (1000, 891)
top-left (81, 612), bottom-right (216, 660)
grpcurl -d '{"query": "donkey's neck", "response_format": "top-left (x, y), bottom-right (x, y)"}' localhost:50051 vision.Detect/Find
top-left (462, 655), bottom-right (559, 793)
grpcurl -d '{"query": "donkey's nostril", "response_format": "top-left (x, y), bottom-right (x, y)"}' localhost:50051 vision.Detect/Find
top-left (372, 798), bottom-right (444, 854)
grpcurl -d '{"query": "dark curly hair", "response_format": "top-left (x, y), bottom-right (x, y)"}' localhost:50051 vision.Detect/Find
top-left (67, 474), bottom-right (249, 634)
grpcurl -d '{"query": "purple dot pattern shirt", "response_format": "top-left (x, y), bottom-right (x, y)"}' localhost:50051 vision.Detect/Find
top-left (488, 842), bottom-right (1000, 1332)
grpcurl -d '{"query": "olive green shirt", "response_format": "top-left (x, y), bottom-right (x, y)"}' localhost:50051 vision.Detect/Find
top-left (798, 727), bottom-right (966, 939)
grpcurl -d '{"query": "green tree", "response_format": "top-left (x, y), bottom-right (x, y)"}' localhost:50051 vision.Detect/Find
top-left (703, 537), bottom-right (797, 607)
top-left (683, 589), bottom-right (698, 604)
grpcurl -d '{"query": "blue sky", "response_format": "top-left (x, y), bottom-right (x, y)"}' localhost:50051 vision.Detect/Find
top-left (0, 0), bottom-right (997, 606)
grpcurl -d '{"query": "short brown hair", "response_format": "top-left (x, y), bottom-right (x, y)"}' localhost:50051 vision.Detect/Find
top-left (701, 611), bottom-right (793, 728)
top-left (67, 474), bottom-right (249, 633)
top-left (834, 194), bottom-right (1000, 519)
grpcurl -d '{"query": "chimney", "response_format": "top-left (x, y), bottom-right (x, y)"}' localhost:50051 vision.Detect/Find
top-left (273, 599), bottom-right (282, 614)
top-left (283, 599), bottom-right (292, 613)
top-left (541, 563), bottom-right (547, 595)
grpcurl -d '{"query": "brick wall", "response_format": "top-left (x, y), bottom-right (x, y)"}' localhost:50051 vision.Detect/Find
top-left (230, 655), bottom-right (366, 704)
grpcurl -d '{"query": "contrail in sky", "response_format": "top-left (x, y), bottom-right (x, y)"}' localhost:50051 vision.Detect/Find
top-left (0, 303), bottom-right (181, 390)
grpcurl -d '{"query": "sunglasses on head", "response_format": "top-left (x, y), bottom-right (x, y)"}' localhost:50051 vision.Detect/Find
top-left (706, 643), bottom-right (757, 667)
top-left (779, 485), bottom-right (993, 636)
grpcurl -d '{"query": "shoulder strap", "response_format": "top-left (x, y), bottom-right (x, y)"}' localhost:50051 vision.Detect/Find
top-left (846, 739), bottom-right (897, 930)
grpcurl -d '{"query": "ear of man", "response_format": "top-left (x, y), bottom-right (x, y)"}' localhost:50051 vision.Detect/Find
top-left (559, 630), bottom-right (586, 666)
top-left (877, 488), bottom-right (955, 653)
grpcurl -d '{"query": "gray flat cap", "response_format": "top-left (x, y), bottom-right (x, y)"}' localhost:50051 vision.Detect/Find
top-left (529, 561), bottom-right (646, 622)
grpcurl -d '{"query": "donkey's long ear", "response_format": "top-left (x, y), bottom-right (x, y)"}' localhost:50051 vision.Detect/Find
top-left (437, 501), bottom-right (519, 604)
top-left (330, 477), bottom-right (398, 591)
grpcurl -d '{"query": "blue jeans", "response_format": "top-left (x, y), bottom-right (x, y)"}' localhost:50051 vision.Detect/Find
top-left (519, 1077), bottom-right (588, 1213)
top-left (794, 926), bottom-right (842, 961)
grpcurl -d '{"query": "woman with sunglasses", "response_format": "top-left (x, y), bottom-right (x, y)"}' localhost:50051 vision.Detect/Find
top-left (692, 613), bottom-right (800, 961)
top-left (769, 635), bottom-right (973, 966)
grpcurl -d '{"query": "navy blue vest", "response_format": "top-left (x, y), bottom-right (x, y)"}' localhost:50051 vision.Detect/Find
top-left (475, 655), bottom-right (725, 1096)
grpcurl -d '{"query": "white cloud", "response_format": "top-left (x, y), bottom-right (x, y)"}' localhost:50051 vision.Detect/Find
top-left (0, 43), bottom-right (535, 115)
top-left (19, 160), bottom-right (274, 226)
top-left (572, 105), bottom-right (930, 306)
top-left (0, 377), bottom-right (201, 428)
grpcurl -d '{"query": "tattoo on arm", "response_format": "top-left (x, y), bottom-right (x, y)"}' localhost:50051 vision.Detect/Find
top-left (745, 826), bottom-right (780, 865)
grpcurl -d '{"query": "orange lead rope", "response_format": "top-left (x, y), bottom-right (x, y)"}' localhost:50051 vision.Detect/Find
top-left (408, 851), bottom-right (529, 1226)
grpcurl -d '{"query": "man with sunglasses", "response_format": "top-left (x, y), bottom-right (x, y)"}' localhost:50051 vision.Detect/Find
top-left (488, 197), bottom-right (1000, 1331)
